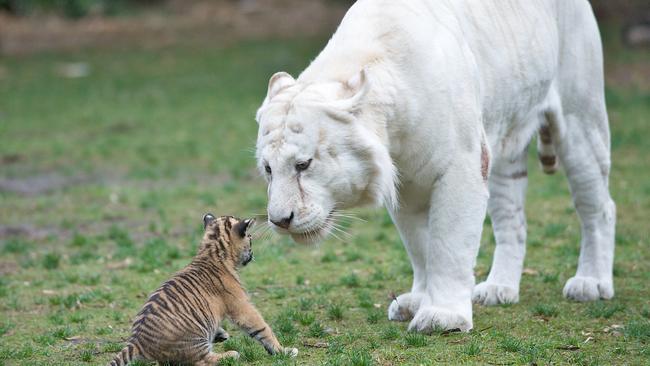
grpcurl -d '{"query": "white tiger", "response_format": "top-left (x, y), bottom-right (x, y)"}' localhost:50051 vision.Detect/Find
top-left (255, 0), bottom-right (615, 332)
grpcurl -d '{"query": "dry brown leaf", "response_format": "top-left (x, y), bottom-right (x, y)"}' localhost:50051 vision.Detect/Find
top-left (106, 258), bottom-right (133, 270)
top-left (556, 345), bottom-right (580, 351)
top-left (523, 268), bottom-right (539, 276)
top-left (303, 341), bottom-right (329, 348)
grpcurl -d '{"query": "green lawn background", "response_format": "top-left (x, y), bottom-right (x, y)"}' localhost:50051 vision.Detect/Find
top-left (0, 25), bottom-right (649, 365)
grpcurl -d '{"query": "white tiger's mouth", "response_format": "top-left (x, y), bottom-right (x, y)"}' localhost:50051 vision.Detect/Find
top-left (287, 211), bottom-right (334, 244)
top-left (290, 226), bottom-right (331, 244)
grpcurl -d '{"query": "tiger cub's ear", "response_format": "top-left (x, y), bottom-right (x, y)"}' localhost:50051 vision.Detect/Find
top-left (235, 218), bottom-right (255, 238)
top-left (203, 213), bottom-right (216, 230)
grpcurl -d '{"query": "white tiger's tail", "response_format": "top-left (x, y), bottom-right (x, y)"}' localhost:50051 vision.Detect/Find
top-left (537, 123), bottom-right (558, 174)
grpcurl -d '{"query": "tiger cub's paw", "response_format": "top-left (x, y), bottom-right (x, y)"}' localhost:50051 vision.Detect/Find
top-left (223, 350), bottom-right (240, 359)
top-left (283, 347), bottom-right (298, 357)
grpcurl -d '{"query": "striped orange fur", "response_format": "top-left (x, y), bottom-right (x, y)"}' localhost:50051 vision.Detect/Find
top-left (107, 214), bottom-right (296, 366)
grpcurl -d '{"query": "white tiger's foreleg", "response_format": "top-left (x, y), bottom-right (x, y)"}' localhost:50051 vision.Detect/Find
top-left (387, 202), bottom-right (429, 322)
top-left (473, 148), bottom-right (528, 305)
top-left (408, 160), bottom-right (488, 333)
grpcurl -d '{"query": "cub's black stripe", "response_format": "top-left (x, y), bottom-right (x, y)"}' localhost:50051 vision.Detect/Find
top-left (136, 327), bottom-right (160, 342)
top-left (195, 266), bottom-right (221, 294)
top-left (212, 223), bottom-right (221, 238)
top-left (215, 239), bottom-right (227, 257)
top-left (225, 218), bottom-right (233, 231)
top-left (169, 280), bottom-right (208, 331)
top-left (164, 282), bottom-right (204, 329)
top-left (149, 292), bottom-right (172, 314)
top-left (249, 327), bottom-right (266, 338)
top-left (263, 342), bottom-right (276, 355)
top-left (206, 270), bottom-right (235, 296)
top-left (187, 264), bottom-right (219, 295)
top-left (178, 273), bottom-right (214, 321)
top-left (178, 272), bottom-right (206, 299)
top-left (195, 346), bottom-right (210, 360)
top-left (191, 264), bottom-right (230, 296)
top-left (188, 305), bottom-right (209, 331)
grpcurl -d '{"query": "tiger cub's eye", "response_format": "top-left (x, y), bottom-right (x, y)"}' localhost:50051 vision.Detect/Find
top-left (264, 165), bottom-right (272, 174)
top-left (295, 159), bottom-right (312, 172)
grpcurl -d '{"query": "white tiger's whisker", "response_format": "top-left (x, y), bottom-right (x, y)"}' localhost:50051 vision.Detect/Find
top-left (330, 212), bottom-right (366, 222)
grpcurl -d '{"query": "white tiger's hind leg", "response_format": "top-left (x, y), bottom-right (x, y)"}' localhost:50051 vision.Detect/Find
top-left (552, 0), bottom-right (615, 302)
top-left (473, 148), bottom-right (528, 305)
top-left (556, 112), bottom-right (615, 302)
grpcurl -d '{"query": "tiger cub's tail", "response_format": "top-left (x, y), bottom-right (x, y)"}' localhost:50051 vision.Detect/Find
top-left (107, 343), bottom-right (139, 366)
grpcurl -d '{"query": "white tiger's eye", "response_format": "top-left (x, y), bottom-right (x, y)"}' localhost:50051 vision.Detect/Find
top-left (295, 159), bottom-right (312, 172)
top-left (265, 165), bottom-right (272, 174)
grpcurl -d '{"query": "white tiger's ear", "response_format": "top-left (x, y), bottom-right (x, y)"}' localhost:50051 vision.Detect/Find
top-left (266, 72), bottom-right (295, 102)
top-left (345, 68), bottom-right (368, 95)
top-left (257, 72), bottom-right (296, 124)
top-left (335, 68), bottom-right (371, 114)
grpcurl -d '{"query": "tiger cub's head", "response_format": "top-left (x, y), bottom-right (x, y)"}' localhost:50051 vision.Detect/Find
top-left (201, 214), bottom-right (255, 267)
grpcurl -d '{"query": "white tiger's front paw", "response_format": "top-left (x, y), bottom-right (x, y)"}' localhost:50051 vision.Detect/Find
top-left (472, 282), bottom-right (519, 306)
top-left (388, 292), bottom-right (426, 322)
top-left (408, 306), bottom-right (472, 333)
top-left (563, 276), bottom-right (613, 302)
top-left (282, 347), bottom-right (298, 358)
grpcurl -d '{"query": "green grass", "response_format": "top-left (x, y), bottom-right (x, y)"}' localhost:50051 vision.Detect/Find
top-left (531, 303), bottom-right (559, 318)
top-left (404, 332), bottom-right (428, 347)
top-left (1, 23), bottom-right (650, 365)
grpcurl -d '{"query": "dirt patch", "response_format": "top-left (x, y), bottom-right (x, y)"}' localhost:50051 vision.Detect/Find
top-left (0, 0), bottom-right (347, 55)
top-left (606, 61), bottom-right (650, 92)
top-left (0, 224), bottom-right (61, 241)
top-left (0, 172), bottom-right (91, 196)
top-left (1, 154), bottom-right (25, 165)
top-left (591, 0), bottom-right (650, 22)
top-left (0, 260), bottom-right (19, 276)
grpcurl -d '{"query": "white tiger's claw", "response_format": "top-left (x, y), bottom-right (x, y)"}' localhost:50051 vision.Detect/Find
top-left (388, 292), bottom-right (426, 322)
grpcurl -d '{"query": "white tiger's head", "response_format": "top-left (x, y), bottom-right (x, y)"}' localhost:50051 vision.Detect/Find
top-left (255, 70), bottom-right (397, 244)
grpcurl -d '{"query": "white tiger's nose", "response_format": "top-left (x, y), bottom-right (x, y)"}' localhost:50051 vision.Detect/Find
top-left (270, 211), bottom-right (294, 229)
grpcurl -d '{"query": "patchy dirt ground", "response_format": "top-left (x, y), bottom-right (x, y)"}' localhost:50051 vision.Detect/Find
top-left (0, 172), bottom-right (92, 196)
top-left (0, 0), bottom-right (347, 55)
top-left (606, 61), bottom-right (650, 92)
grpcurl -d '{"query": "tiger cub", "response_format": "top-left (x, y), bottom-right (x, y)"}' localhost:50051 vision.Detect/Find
top-left (108, 214), bottom-right (298, 366)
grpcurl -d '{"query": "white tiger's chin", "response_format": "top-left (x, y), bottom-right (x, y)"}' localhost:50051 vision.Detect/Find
top-left (290, 226), bottom-right (331, 245)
